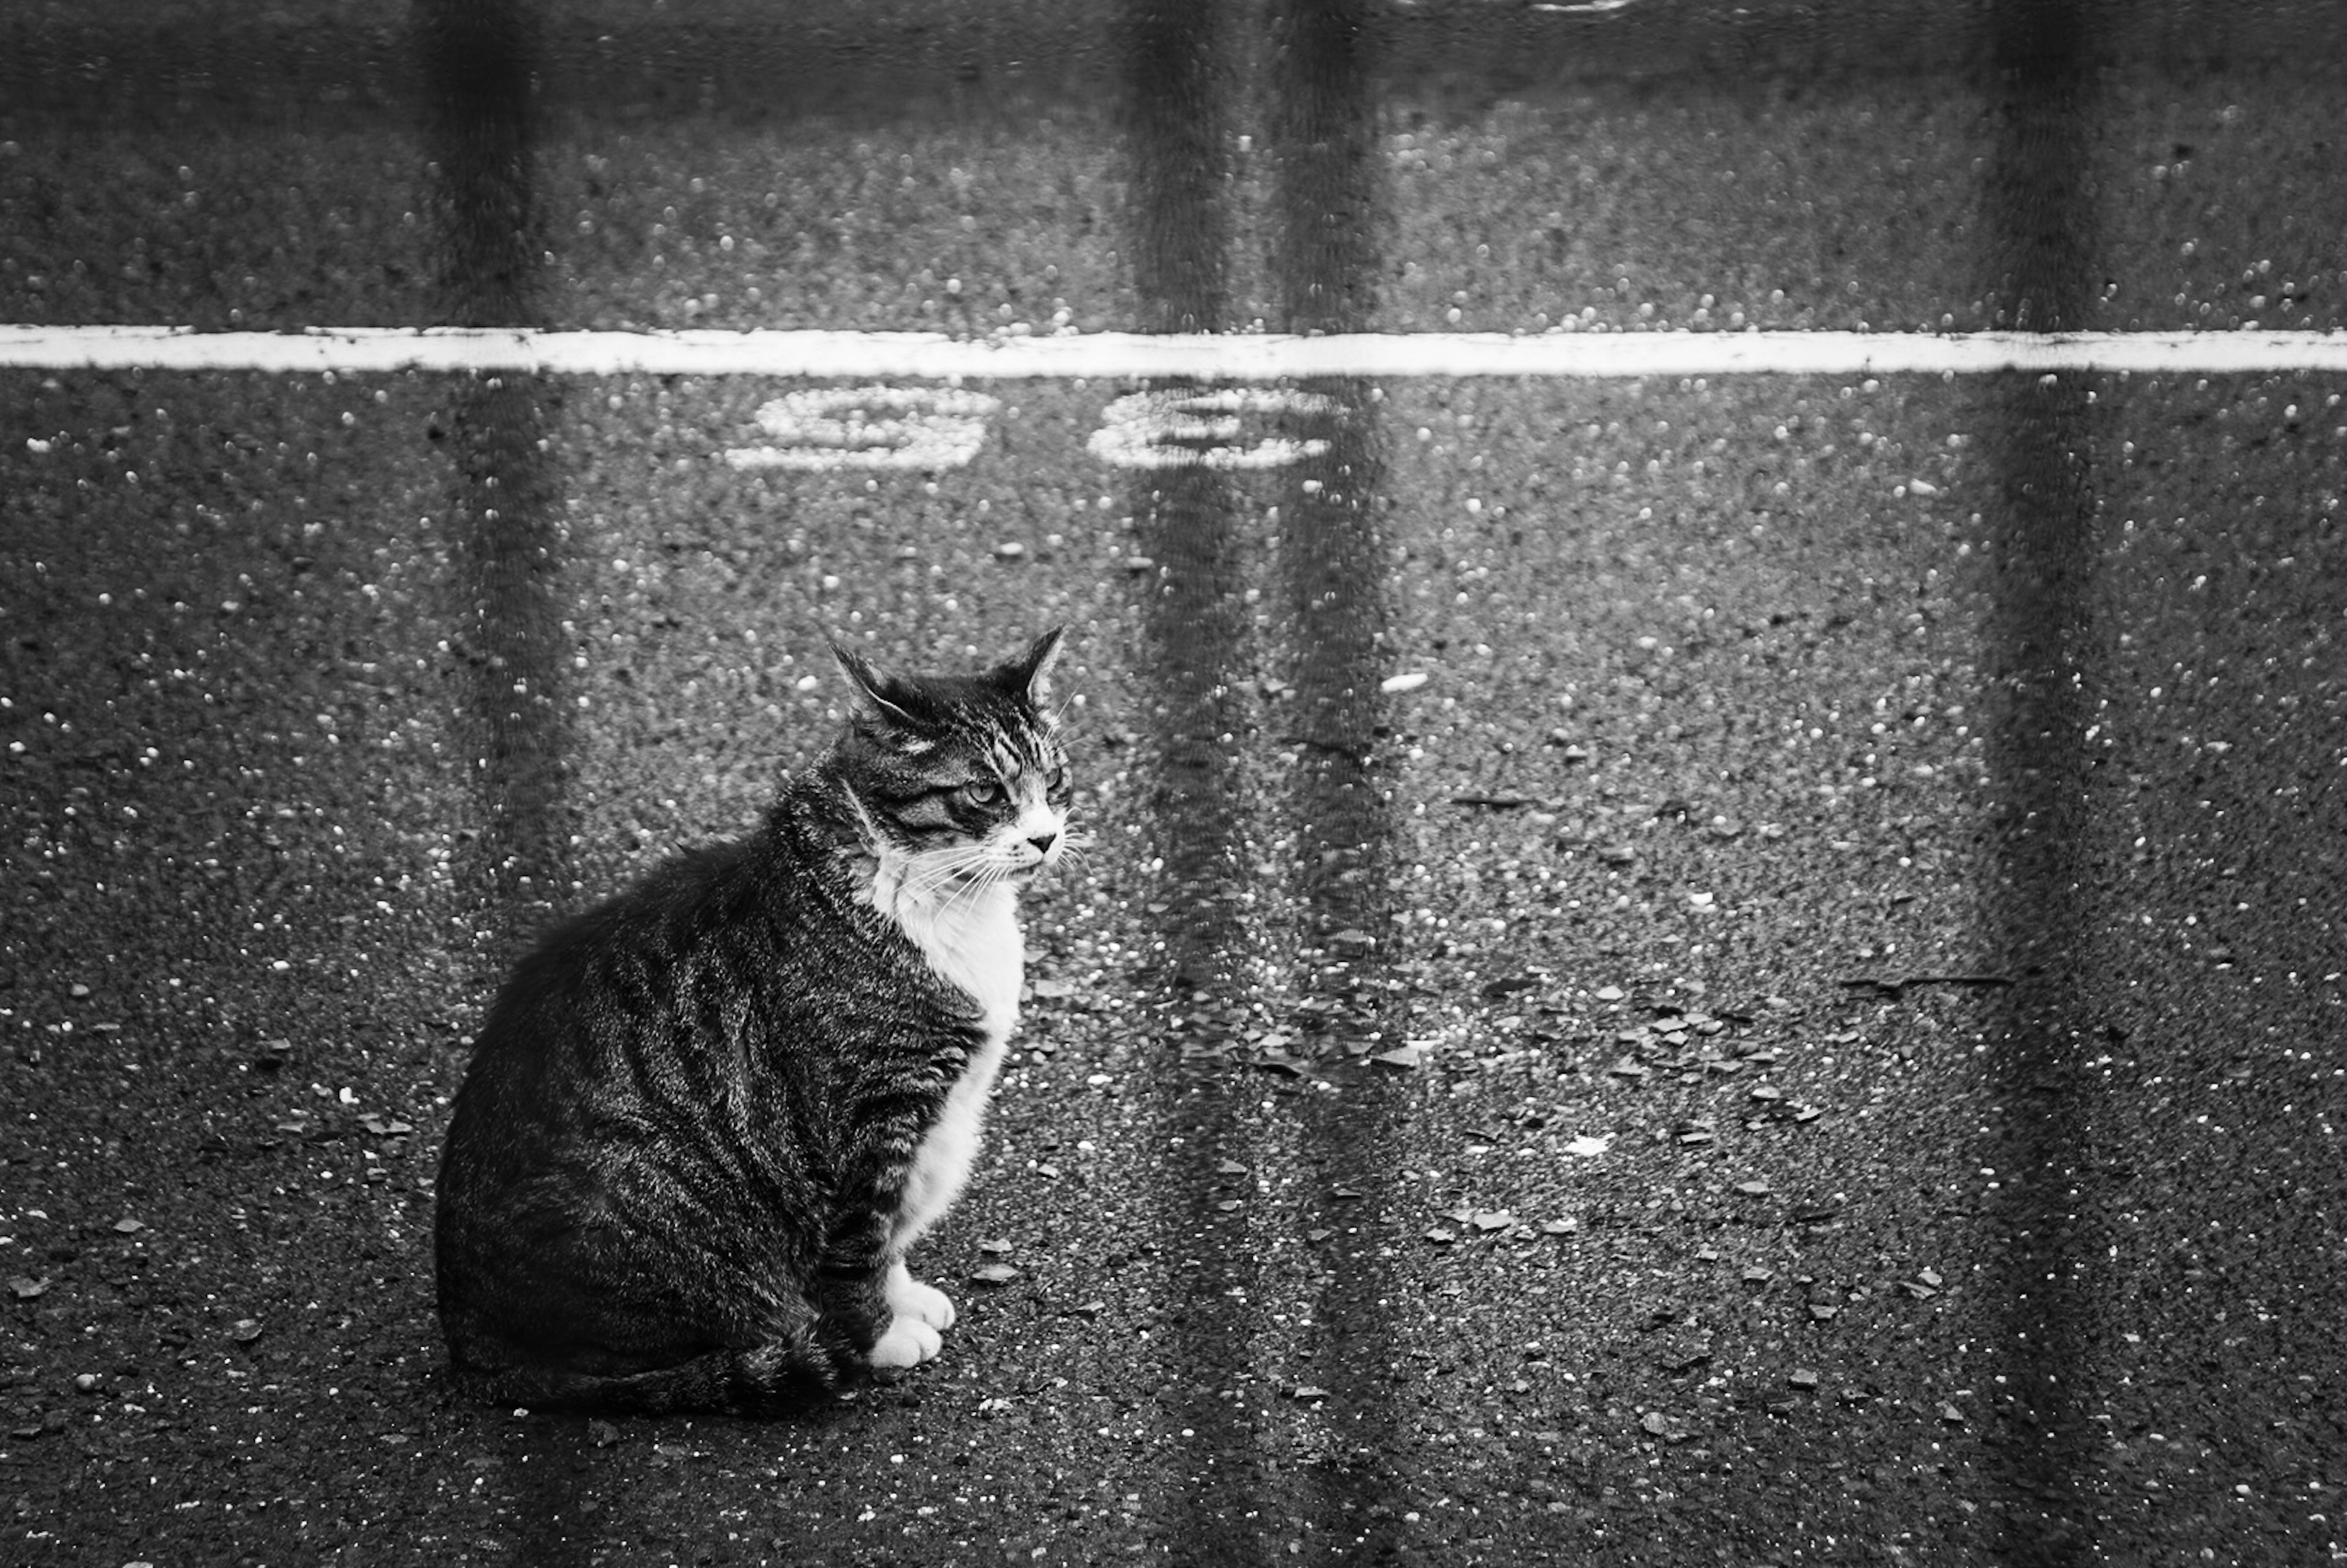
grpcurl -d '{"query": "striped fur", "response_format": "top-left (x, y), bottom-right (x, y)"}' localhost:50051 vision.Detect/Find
top-left (434, 629), bottom-right (1068, 1413)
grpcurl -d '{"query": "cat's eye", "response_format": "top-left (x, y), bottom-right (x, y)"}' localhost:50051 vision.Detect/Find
top-left (958, 779), bottom-right (1006, 808)
top-left (1045, 765), bottom-right (1068, 793)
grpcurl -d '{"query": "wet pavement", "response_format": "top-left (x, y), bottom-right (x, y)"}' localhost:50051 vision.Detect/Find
top-left (4, 4), bottom-right (2346, 1566)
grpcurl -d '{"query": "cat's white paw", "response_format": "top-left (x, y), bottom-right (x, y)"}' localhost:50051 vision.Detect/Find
top-left (887, 1261), bottom-right (958, 1331)
top-left (868, 1313), bottom-right (944, 1369)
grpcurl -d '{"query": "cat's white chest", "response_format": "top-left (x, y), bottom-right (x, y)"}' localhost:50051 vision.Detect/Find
top-left (894, 881), bottom-right (1023, 1044)
top-left (880, 878), bottom-right (1023, 1245)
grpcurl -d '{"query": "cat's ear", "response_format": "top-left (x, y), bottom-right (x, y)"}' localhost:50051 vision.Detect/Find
top-left (998, 626), bottom-right (1065, 705)
top-left (829, 636), bottom-right (923, 728)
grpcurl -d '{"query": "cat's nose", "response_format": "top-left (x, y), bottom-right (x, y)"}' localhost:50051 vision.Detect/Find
top-left (1026, 830), bottom-right (1059, 857)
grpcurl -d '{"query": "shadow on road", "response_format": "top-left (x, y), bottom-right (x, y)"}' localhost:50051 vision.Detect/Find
top-left (1266, 9), bottom-right (1412, 1550)
top-left (1978, 4), bottom-right (2099, 1561)
top-left (421, 2), bottom-right (592, 1560)
top-left (1121, 5), bottom-right (1274, 1556)
top-left (421, 0), bottom-right (576, 965)
top-left (1123, 4), bottom-right (1414, 1560)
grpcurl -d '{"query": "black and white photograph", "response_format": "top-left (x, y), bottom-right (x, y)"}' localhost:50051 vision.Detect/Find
top-left (2, 2), bottom-right (2342, 1563)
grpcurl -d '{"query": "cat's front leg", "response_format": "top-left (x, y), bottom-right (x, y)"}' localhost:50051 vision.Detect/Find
top-left (867, 1259), bottom-right (953, 1368)
top-left (867, 1308), bottom-right (944, 1369)
top-left (817, 1182), bottom-right (957, 1369)
top-left (886, 1257), bottom-right (957, 1332)
top-left (817, 1258), bottom-right (944, 1369)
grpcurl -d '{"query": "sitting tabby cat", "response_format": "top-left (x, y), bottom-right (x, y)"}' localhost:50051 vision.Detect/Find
top-left (433, 628), bottom-right (1069, 1412)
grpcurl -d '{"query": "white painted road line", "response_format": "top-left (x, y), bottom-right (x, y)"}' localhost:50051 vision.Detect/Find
top-left (4, 325), bottom-right (2347, 379)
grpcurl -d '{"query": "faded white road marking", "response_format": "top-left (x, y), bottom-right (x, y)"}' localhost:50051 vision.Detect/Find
top-left (6, 324), bottom-right (2347, 379)
top-left (722, 385), bottom-right (999, 471)
top-left (1087, 387), bottom-right (1342, 470)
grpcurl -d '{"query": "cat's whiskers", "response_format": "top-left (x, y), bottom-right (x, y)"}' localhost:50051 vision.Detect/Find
top-left (903, 842), bottom-right (994, 895)
top-left (887, 844), bottom-right (1026, 918)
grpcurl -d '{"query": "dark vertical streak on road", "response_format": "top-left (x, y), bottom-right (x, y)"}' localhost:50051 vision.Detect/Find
top-left (1978, 4), bottom-right (2099, 1562)
top-left (1120, 4), bottom-right (1271, 1561)
top-left (1266, 5), bottom-right (1411, 1561)
top-left (1123, 0), bottom-right (1248, 1003)
top-left (419, 0), bottom-right (575, 954)
top-left (1268, 0), bottom-right (1394, 975)
top-left (420, 5), bottom-right (584, 1563)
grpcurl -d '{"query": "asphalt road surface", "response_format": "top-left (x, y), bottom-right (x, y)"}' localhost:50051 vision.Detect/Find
top-left (3, 4), bottom-right (2345, 1566)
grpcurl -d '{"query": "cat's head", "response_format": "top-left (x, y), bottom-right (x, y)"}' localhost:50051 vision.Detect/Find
top-left (827, 628), bottom-right (1071, 893)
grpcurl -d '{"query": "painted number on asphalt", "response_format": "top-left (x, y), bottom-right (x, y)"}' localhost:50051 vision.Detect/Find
top-left (1087, 388), bottom-right (1342, 470)
top-left (721, 385), bottom-right (1345, 472)
top-left (723, 386), bottom-right (1002, 471)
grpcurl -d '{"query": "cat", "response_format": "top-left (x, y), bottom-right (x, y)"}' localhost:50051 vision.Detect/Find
top-left (432, 628), bottom-right (1070, 1413)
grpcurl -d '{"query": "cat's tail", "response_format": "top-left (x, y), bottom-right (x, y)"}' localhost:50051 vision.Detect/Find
top-left (449, 1336), bottom-right (845, 1416)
